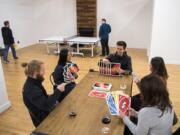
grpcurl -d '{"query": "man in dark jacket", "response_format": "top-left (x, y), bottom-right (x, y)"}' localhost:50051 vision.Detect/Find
top-left (22, 60), bottom-right (67, 127)
top-left (102, 41), bottom-right (132, 74)
top-left (1, 21), bottom-right (18, 63)
top-left (99, 18), bottom-right (111, 56)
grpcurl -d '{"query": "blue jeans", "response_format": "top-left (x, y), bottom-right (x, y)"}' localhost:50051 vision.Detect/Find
top-left (3, 44), bottom-right (17, 60)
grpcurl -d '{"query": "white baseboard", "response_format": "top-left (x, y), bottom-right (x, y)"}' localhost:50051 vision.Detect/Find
top-left (0, 101), bottom-right (11, 114)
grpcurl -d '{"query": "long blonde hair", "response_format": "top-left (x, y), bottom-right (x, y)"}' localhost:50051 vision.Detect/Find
top-left (21, 60), bottom-right (44, 76)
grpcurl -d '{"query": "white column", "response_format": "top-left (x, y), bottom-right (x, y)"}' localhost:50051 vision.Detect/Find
top-left (149, 0), bottom-right (180, 64)
top-left (0, 59), bottom-right (11, 113)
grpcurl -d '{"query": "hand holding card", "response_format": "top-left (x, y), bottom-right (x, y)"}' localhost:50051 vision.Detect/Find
top-left (106, 94), bottom-right (118, 115)
top-left (119, 95), bottom-right (131, 115)
top-left (106, 91), bottom-right (131, 116)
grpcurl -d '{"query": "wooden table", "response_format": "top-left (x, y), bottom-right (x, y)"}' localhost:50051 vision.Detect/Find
top-left (34, 71), bottom-right (133, 135)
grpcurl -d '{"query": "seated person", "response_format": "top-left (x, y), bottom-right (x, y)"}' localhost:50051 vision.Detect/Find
top-left (22, 60), bottom-right (67, 127)
top-left (132, 57), bottom-right (169, 111)
top-left (124, 57), bottom-right (178, 135)
top-left (119, 74), bottom-right (174, 135)
top-left (101, 41), bottom-right (132, 74)
top-left (53, 49), bottom-right (78, 101)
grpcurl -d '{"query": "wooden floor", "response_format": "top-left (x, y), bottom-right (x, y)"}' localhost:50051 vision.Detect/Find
top-left (0, 44), bottom-right (180, 135)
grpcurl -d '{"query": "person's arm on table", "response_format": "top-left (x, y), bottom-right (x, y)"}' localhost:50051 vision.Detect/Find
top-left (132, 73), bottom-right (140, 88)
top-left (121, 56), bottom-right (133, 74)
top-left (118, 56), bottom-right (133, 74)
top-left (102, 58), bottom-right (110, 64)
top-left (28, 83), bottom-right (67, 112)
top-left (104, 54), bottom-right (114, 63)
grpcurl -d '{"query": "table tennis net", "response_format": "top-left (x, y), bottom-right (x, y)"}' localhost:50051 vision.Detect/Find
top-left (64, 35), bottom-right (77, 41)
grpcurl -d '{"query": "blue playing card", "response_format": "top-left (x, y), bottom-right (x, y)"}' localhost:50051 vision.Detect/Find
top-left (106, 94), bottom-right (118, 115)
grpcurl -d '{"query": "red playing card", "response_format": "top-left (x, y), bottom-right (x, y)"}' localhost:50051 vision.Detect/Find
top-left (119, 95), bottom-right (131, 115)
top-left (95, 82), bottom-right (109, 89)
top-left (88, 90), bottom-right (108, 99)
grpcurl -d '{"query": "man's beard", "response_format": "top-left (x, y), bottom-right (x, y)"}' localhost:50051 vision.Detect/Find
top-left (36, 74), bottom-right (45, 82)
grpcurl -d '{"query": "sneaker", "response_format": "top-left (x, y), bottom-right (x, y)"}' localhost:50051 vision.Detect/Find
top-left (14, 57), bottom-right (19, 59)
top-left (3, 60), bottom-right (9, 64)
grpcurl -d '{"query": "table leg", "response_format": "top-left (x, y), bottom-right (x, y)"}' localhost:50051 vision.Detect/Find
top-left (77, 43), bottom-right (79, 53)
top-left (91, 44), bottom-right (94, 57)
top-left (58, 43), bottom-right (61, 53)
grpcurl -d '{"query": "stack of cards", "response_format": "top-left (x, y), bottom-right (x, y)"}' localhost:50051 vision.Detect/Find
top-left (92, 82), bottom-right (112, 92)
top-left (88, 82), bottom-right (112, 99)
top-left (63, 62), bottom-right (79, 83)
top-left (106, 91), bottom-right (131, 116)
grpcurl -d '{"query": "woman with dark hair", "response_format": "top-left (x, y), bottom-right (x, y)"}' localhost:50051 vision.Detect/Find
top-left (52, 48), bottom-right (78, 102)
top-left (124, 57), bottom-right (177, 135)
top-left (120, 75), bottom-right (174, 135)
top-left (131, 57), bottom-right (169, 112)
top-left (150, 57), bottom-right (169, 84)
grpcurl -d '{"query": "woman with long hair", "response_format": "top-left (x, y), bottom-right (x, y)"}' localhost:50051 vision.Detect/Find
top-left (150, 57), bottom-right (169, 84)
top-left (124, 57), bottom-right (177, 135)
top-left (52, 48), bottom-right (78, 102)
top-left (120, 75), bottom-right (174, 135)
top-left (132, 57), bottom-right (169, 111)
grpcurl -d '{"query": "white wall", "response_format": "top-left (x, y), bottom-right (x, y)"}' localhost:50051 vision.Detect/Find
top-left (149, 0), bottom-right (180, 64)
top-left (0, 0), bottom-right (153, 49)
top-left (0, 0), bottom-right (35, 48)
top-left (97, 0), bottom-right (153, 48)
top-left (33, 0), bottom-right (77, 41)
top-left (0, 0), bottom-right (77, 48)
top-left (0, 59), bottom-right (11, 113)
top-left (0, 0), bottom-right (76, 112)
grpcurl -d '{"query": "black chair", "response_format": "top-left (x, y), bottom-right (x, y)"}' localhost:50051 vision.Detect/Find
top-left (50, 72), bottom-right (57, 90)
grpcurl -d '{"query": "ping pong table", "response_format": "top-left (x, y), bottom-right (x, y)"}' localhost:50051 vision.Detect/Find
top-left (39, 35), bottom-right (100, 57)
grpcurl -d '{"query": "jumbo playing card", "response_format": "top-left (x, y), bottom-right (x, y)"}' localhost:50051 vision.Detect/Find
top-left (106, 94), bottom-right (118, 115)
top-left (107, 91), bottom-right (131, 116)
top-left (119, 95), bottom-right (131, 115)
top-left (88, 90), bottom-right (108, 99)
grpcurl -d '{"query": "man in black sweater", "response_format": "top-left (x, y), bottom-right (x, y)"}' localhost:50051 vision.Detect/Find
top-left (1, 21), bottom-right (18, 63)
top-left (22, 60), bottom-right (68, 127)
top-left (101, 41), bottom-right (132, 74)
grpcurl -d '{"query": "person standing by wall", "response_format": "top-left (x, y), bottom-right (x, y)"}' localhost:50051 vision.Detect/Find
top-left (1, 21), bottom-right (18, 63)
top-left (99, 18), bottom-right (111, 56)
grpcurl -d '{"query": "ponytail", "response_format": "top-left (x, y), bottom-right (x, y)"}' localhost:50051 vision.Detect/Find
top-left (21, 60), bottom-right (44, 76)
